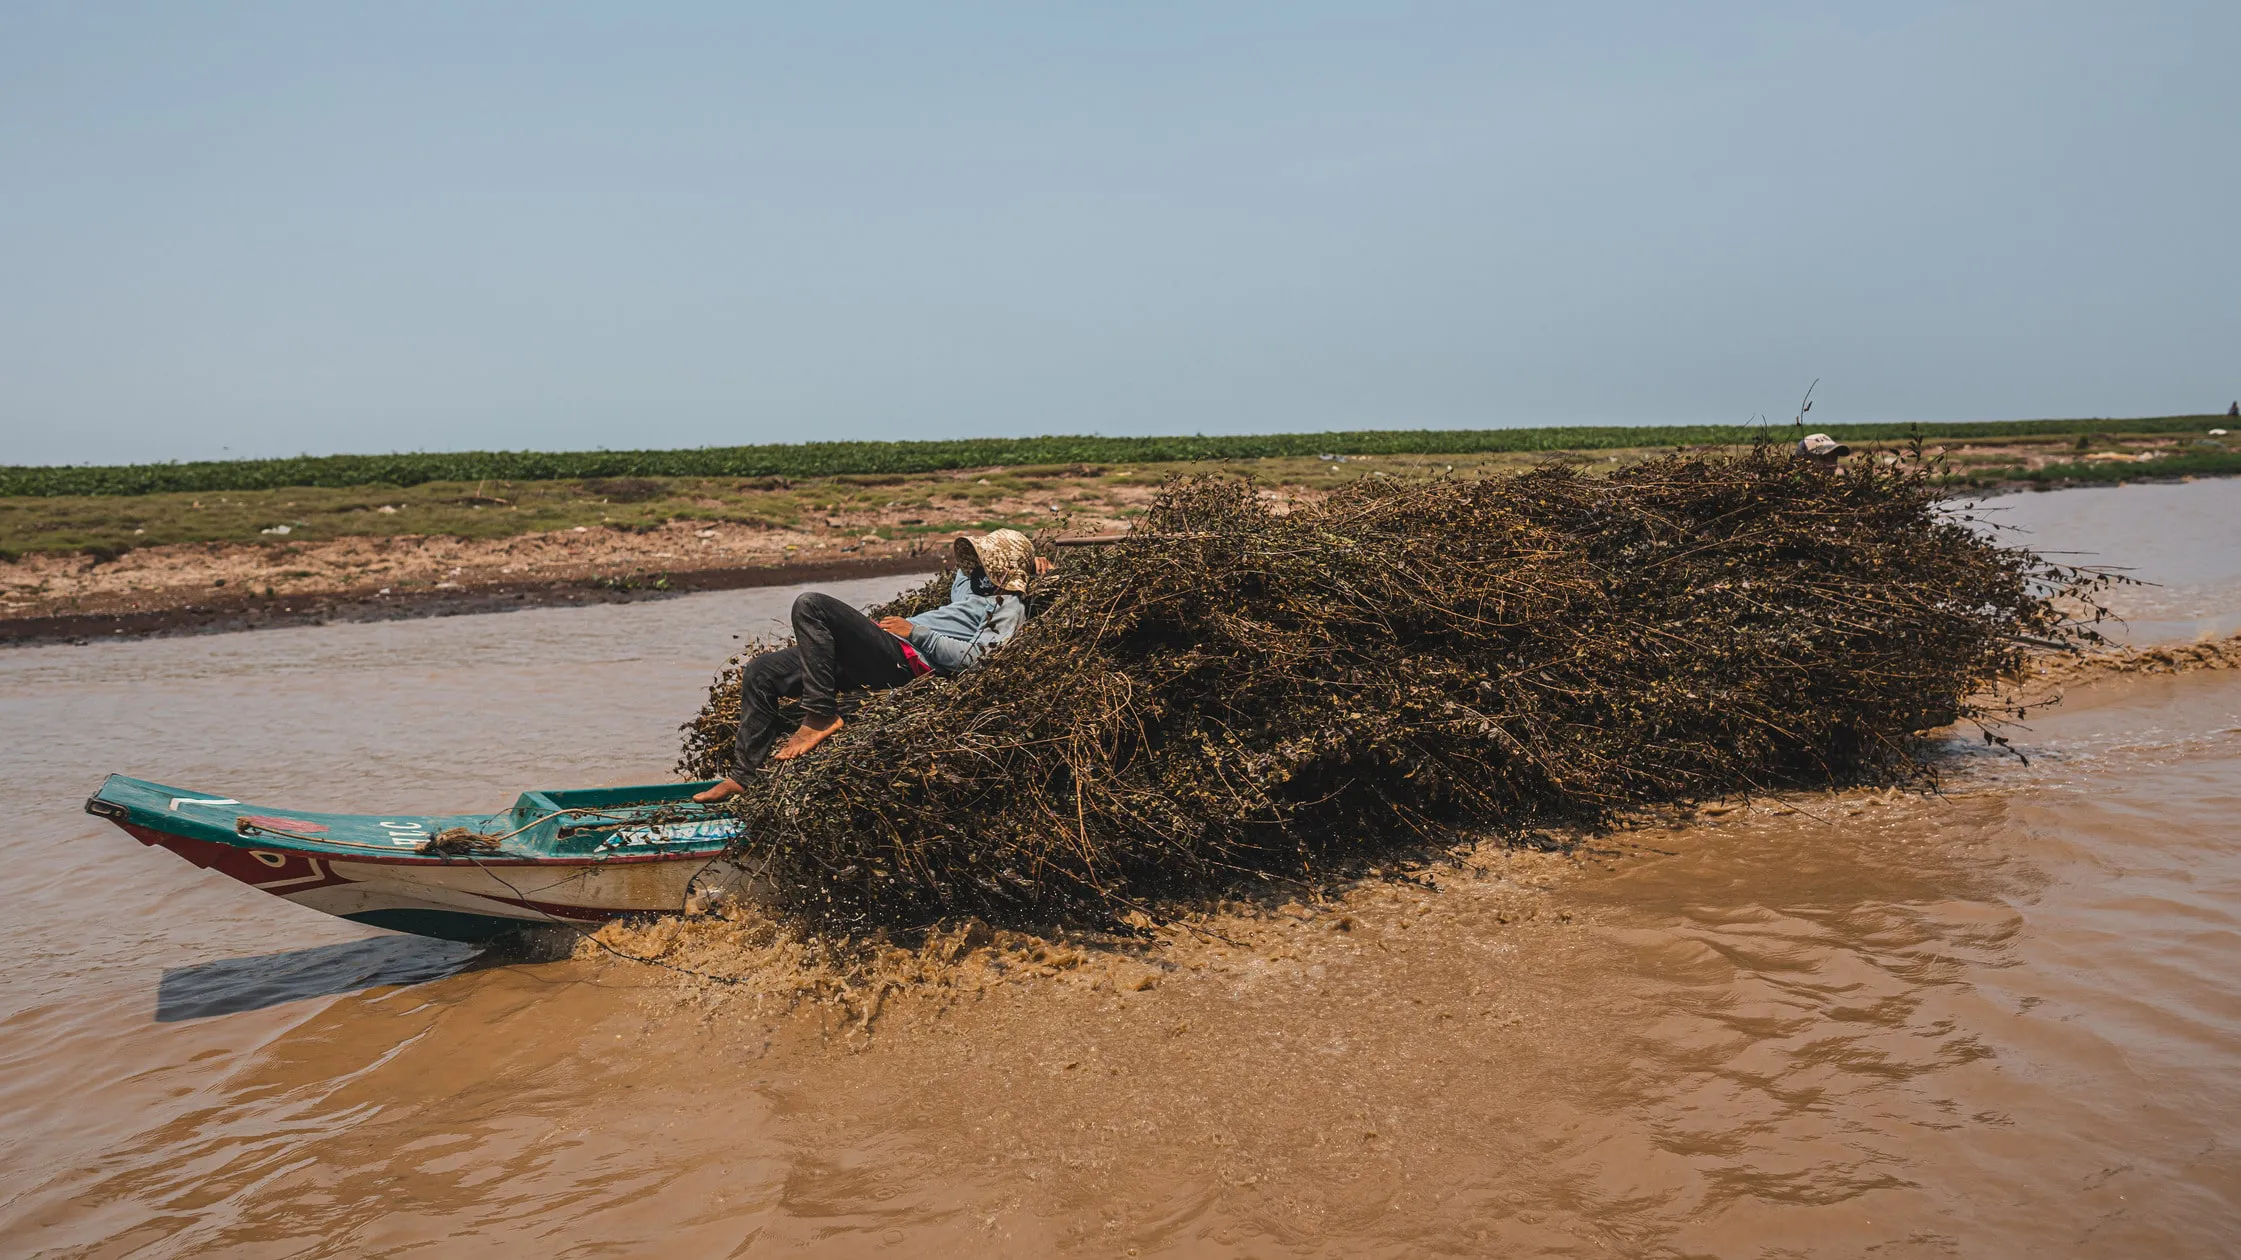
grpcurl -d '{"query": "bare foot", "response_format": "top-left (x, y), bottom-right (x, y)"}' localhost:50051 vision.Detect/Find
top-left (692, 777), bottom-right (745, 803)
top-left (772, 713), bottom-right (843, 761)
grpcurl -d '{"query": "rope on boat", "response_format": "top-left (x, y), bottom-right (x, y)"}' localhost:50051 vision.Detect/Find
top-left (420, 828), bottom-right (502, 855)
top-left (235, 820), bottom-right (319, 843)
top-left (234, 806), bottom-right (692, 857)
top-left (416, 808), bottom-right (645, 855)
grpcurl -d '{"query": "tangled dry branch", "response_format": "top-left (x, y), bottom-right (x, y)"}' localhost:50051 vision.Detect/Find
top-left (679, 446), bottom-right (2110, 929)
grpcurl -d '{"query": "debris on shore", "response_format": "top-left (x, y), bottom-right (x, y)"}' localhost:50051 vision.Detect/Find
top-left (681, 447), bottom-right (2110, 929)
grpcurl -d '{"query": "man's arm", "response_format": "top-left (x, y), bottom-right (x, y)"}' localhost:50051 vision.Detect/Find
top-left (876, 568), bottom-right (980, 639)
top-left (909, 594), bottom-right (1026, 673)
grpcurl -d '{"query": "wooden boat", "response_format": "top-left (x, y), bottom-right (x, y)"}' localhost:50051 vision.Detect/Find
top-left (85, 774), bottom-right (770, 941)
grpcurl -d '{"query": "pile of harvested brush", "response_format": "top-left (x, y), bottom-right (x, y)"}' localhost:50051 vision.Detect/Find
top-left (680, 446), bottom-right (2105, 928)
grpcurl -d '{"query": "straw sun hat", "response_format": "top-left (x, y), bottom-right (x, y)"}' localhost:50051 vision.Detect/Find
top-left (953, 529), bottom-right (1035, 594)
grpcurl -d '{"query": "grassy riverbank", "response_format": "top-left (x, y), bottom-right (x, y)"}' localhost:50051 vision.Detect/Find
top-left (3, 419), bottom-right (2235, 561)
top-left (5, 415), bottom-right (2230, 498)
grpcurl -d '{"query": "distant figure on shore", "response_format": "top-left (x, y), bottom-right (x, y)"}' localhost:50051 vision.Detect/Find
top-left (692, 530), bottom-right (1045, 803)
top-left (2227, 401), bottom-right (2237, 418)
top-left (1796, 432), bottom-right (1850, 470)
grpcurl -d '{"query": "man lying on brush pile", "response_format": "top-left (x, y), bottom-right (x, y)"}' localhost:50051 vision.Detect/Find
top-left (692, 529), bottom-right (1046, 803)
top-left (679, 453), bottom-right (2108, 930)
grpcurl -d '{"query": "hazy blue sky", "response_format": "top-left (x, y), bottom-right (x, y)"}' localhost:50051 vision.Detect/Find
top-left (2, 2), bottom-right (2234, 465)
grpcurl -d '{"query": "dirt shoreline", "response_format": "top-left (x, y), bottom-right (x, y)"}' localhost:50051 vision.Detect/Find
top-left (6, 458), bottom-right (2227, 649)
top-left (0, 472), bottom-right (1284, 647)
top-left (0, 548), bottom-right (939, 647)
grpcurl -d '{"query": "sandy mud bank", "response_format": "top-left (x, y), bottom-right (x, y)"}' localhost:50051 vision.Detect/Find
top-left (0, 522), bottom-right (953, 645)
top-left (0, 475), bottom-right (1323, 645)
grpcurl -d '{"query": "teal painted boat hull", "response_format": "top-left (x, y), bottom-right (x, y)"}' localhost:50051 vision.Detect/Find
top-left (85, 774), bottom-right (769, 941)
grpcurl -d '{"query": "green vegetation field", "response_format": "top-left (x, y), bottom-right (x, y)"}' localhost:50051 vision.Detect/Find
top-left (3, 419), bottom-right (2236, 560)
top-left (0, 452), bottom-right (1521, 559)
top-left (3, 415), bottom-right (2230, 497)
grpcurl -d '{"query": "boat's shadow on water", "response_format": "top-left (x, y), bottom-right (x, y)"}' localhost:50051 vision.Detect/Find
top-left (155, 934), bottom-right (486, 1022)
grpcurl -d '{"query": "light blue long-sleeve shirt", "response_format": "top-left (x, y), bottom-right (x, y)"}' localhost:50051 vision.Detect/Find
top-left (906, 570), bottom-right (1026, 674)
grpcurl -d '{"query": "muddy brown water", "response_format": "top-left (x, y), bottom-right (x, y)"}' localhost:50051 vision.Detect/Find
top-left (4, 482), bottom-right (2239, 1257)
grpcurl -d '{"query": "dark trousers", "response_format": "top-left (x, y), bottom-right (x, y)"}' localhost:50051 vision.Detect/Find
top-left (731, 592), bottom-right (916, 775)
